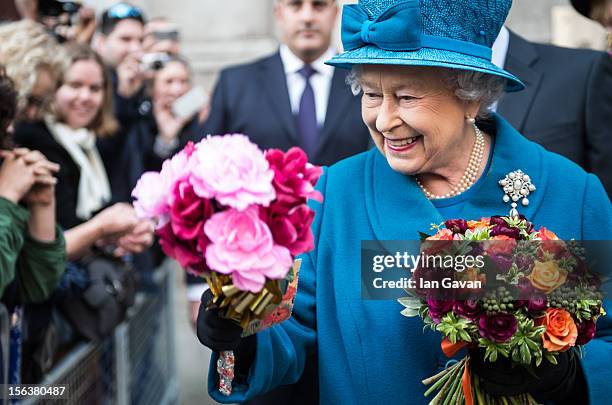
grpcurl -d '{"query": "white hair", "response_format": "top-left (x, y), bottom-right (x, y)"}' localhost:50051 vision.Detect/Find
top-left (346, 65), bottom-right (506, 119)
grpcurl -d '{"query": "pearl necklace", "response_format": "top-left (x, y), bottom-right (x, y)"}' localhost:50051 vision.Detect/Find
top-left (416, 123), bottom-right (485, 199)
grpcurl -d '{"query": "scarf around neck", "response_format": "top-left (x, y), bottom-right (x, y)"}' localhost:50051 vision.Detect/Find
top-left (45, 117), bottom-right (111, 220)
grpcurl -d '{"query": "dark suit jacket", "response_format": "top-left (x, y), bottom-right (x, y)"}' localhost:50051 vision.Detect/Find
top-left (199, 51), bottom-right (371, 405)
top-left (498, 31), bottom-right (612, 198)
top-left (201, 51), bottom-right (371, 167)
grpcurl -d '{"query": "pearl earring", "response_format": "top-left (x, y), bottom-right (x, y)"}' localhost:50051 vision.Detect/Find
top-left (466, 116), bottom-right (476, 124)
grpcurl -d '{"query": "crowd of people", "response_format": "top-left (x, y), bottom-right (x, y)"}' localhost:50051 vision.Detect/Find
top-left (0, 0), bottom-right (611, 403)
top-left (0, 0), bottom-right (211, 388)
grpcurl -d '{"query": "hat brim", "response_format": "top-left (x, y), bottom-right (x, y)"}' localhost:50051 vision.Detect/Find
top-left (326, 45), bottom-right (525, 93)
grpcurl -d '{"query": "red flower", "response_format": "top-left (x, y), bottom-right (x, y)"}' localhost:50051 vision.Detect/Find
top-left (156, 180), bottom-right (215, 276)
top-left (157, 222), bottom-right (209, 276)
top-left (265, 203), bottom-right (315, 256)
top-left (575, 320), bottom-right (596, 345)
top-left (170, 181), bottom-right (215, 246)
top-left (266, 148), bottom-right (323, 209)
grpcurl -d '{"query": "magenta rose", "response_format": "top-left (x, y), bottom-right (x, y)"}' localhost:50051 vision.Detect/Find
top-left (526, 294), bottom-right (548, 312)
top-left (204, 206), bottom-right (292, 293)
top-left (157, 223), bottom-right (208, 276)
top-left (266, 203), bottom-right (315, 256)
top-left (454, 299), bottom-right (481, 320)
top-left (266, 147), bottom-right (323, 209)
top-left (478, 313), bottom-right (517, 343)
top-left (575, 320), bottom-right (596, 345)
top-left (427, 297), bottom-right (455, 323)
top-left (170, 181), bottom-right (215, 245)
top-left (489, 254), bottom-right (513, 273)
top-left (445, 219), bottom-right (468, 234)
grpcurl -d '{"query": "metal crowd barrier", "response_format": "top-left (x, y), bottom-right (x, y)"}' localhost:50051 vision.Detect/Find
top-left (20, 264), bottom-right (178, 405)
top-left (0, 303), bottom-right (10, 401)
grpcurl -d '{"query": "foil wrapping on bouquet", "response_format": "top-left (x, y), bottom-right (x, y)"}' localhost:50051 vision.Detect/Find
top-left (206, 260), bottom-right (302, 396)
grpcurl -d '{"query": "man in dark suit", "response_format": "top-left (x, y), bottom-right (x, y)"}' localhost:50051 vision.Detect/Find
top-left (494, 27), bottom-right (612, 198)
top-left (200, 0), bottom-right (370, 167)
top-left (191, 1), bottom-right (370, 404)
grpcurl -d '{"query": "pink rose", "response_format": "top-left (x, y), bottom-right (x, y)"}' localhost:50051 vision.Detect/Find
top-left (189, 135), bottom-right (276, 210)
top-left (170, 180), bottom-right (214, 247)
top-left (157, 222), bottom-right (209, 276)
top-left (266, 148), bottom-right (323, 210)
top-left (132, 171), bottom-right (170, 225)
top-left (132, 142), bottom-right (197, 227)
top-left (204, 206), bottom-right (292, 292)
top-left (265, 203), bottom-right (315, 256)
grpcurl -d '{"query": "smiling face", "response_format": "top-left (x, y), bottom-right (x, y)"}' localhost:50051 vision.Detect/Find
top-left (55, 59), bottom-right (104, 130)
top-left (274, 0), bottom-right (338, 63)
top-left (153, 60), bottom-right (191, 109)
top-left (359, 65), bottom-right (480, 177)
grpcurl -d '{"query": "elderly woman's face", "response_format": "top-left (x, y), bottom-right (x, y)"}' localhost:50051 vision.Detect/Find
top-left (360, 65), bottom-right (477, 176)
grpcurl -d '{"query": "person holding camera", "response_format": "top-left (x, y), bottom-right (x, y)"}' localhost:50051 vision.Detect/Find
top-left (92, 3), bottom-right (152, 205)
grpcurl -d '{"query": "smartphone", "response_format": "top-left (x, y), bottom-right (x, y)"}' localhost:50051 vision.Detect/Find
top-left (171, 87), bottom-right (208, 120)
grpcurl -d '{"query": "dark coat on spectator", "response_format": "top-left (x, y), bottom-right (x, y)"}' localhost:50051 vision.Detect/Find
top-left (499, 31), bottom-right (612, 199)
top-left (201, 51), bottom-right (371, 167)
top-left (14, 121), bottom-right (84, 230)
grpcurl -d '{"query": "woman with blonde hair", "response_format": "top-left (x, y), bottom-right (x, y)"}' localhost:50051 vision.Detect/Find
top-left (14, 43), bottom-right (152, 266)
top-left (0, 20), bottom-right (62, 122)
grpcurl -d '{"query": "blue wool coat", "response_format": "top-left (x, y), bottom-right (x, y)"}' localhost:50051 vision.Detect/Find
top-left (208, 115), bottom-right (612, 404)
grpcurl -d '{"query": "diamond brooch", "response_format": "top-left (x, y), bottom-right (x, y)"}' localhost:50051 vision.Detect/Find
top-left (498, 170), bottom-right (536, 217)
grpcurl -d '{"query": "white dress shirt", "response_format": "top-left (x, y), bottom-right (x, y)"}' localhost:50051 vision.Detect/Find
top-left (492, 26), bottom-right (510, 69)
top-left (490, 26), bottom-right (511, 112)
top-left (279, 45), bottom-right (336, 127)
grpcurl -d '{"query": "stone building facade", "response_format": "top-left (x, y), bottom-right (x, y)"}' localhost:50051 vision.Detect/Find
top-left (85, 0), bottom-right (607, 90)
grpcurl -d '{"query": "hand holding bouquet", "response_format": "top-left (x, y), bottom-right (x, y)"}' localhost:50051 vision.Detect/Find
top-left (399, 216), bottom-right (604, 405)
top-left (132, 134), bottom-right (323, 395)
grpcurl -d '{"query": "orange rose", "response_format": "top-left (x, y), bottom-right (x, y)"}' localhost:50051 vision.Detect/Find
top-left (427, 228), bottom-right (454, 240)
top-left (484, 235), bottom-right (517, 256)
top-left (537, 308), bottom-right (578, 352)
top-left (528, 260), bottom-right (567, 293)
top-left (467, 218), bottom-right (490, 230)
top-left (538, 227), bottom-right (559, 240)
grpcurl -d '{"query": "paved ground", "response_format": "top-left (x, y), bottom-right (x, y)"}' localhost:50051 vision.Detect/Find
top-left (170, 262), bottom-right (225, 405)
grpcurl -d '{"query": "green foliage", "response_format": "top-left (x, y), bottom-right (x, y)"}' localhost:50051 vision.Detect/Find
top-left (436, 312), bottom-right (473, 344)
top-left (478, 338), bottom-right (510, 362)
top-left (508, 317), bottom-right (545, 366)
top-left (463, 227), bottom-right (491, 240)
top-left (398, 296), bottom-right (422, 318)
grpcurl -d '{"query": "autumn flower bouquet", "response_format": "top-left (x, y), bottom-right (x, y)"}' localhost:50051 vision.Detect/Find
top-left (132, 134), bottom-right (322, 395)
top-left (399, 216), bottom-right (604, 405)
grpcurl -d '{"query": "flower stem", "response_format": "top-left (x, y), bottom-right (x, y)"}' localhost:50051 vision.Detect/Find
top-left (429, 361), bottom-right (464, 405)
top-left (422, 358), bottom-right (464, 385)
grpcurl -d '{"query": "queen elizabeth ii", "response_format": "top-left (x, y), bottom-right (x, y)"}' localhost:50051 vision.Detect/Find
top-left (197, 0), bottom-right (612, 403)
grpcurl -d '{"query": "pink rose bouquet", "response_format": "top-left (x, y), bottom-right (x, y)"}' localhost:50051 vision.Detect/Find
top-left (132, 135), bottom-right (322, 290)
top-left (132, 135), bottom-right (323, 395)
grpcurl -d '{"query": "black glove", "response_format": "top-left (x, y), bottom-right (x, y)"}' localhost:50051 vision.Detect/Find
top-left (196, 289), bottom-right (243, 351)
top-left (469, 348), bottom-right (586, 403)
top-left (196, 289), bottom-right (257, 380)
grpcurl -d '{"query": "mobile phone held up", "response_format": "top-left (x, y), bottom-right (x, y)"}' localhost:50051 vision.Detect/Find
top-left (172, 87), bottom-right (208, 120)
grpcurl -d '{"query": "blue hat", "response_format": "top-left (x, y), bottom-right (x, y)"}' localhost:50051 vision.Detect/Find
top-left (326, 0), bottom-right (524, 92)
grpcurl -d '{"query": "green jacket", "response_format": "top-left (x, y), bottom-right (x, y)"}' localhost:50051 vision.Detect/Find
top-left (0, 197), bottom-right (66, 303)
